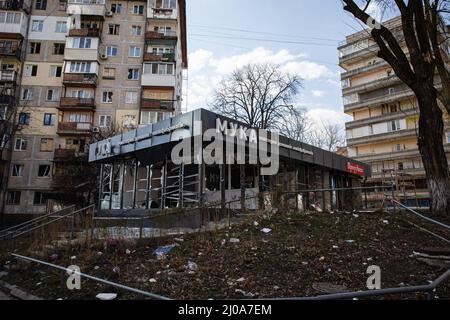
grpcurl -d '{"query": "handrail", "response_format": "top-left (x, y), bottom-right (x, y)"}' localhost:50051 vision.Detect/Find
top-left (390, 199), bottom-right (450, 230)
top-left (11, 253), bottom-right (171, 300)
top-left (11, 205), bottom-right (95, 239)
top-left (0, 205), bottom-right (76, 238)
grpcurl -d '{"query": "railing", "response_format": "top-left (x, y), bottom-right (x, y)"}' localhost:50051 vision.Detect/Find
top-left (347, 128), bottom-right (418, 146)
top-left (57, 122), bottom-right (93, 134)
top-left (143, 52), bottom-right (175, 62)
top-left (0, 70), bottom-right (17, 82)
top-left (68, 28), bottom-right (100, 37)
top-left (0, 46), bottom-right (20, 58)
top-left (0, 94), bottom-right (15, 105)
top-left (0, 205), bottom-right (76, 240)
top-left (141, 98), bottom-right (174, 110)
top-left (59, 97), bottom-right (96, 109)
top-left (53, 148), bottom-right (88, 160)
top-left (68, 0), bottom-right (105, 4)
top-left (0, 0), bottom-right (28, 11)
top-left (145, 31), bottom-right (178, 40)
top-left (63, 73), bottom-right (98, 86)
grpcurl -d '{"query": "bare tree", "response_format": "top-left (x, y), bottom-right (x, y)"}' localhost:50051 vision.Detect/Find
top-left (277, 107), bottom-right (312, 142)
top-left (310, 121), bottom-right (346, 152)
top-left (342, 0), bottom-right (450, 215)
top-left (211, 63), bottom-right (302, 130)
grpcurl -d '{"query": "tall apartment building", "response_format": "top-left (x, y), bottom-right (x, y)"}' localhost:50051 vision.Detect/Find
top-left (339, 16), bottom-right (449, 207)
top-left (1, 0), bottom-right (187, 216)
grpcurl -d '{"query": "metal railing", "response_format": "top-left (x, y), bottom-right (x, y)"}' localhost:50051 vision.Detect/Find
top-left (11, 253), bottom-right (171, 300)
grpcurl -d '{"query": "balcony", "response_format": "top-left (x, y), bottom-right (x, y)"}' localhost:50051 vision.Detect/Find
top-left (0, 45), bottom-right (21, 60)
top-left (143, 52), bottom-right (175, 62)
top-left (67, 1), bottom-right (106, 19)
top-left (54, 148), bottom-right (87, 161)
top-left (347, 128), bottom-right (418, 147)
top-left (145, 31), bottom-right (177, 44)
top-left (68, 28), bottom-right (100, 37)
top-left (141, 73), bottom-right (176, 87)
top-left (57, 122), bottom-right (93, 135)
top-left (148, 7), bottom-right (178, 20)
top-left (0, 94), bottom-right (15, 105)
top-left (341, 61), bottom-right (389, 79)
top-left (0, 0), bottom-right (30, 11)
top-left (342, 74), bottom-right (402, 95)
top-left (344, 89), bottom-right (415, 112)
top-left (346, 108), bottom-right (418, 130)
top-left (59, 97), bottom-right (96, 110)
top-left (63, 73), bottom-right (98, 87)
top-left (141, 99), bottom-right (174, 110)
top-left (0, 70), bottom-right (17, 83)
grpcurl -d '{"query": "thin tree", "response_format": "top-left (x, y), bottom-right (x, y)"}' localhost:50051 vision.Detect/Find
top-left (211, 63), bottom-right (302, 130)
top-left (278, 107), bottom-right (312, 142)
top-left (342, 0), bottom-right (450, 215)
top-left (311, 121), bottom-right (346, 152)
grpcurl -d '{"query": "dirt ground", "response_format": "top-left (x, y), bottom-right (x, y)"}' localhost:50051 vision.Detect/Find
top-left (1, 209), bottom-right (450, 300)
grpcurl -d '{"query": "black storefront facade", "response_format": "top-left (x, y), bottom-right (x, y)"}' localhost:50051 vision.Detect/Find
top-left (89, 109), bottom-right (371, 216)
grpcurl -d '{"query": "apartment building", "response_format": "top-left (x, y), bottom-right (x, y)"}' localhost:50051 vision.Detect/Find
top-left (339, 16), bottom-right (450, 207)
top-left (0, 0), bottom-right (30, 214)
top-left (1, 0), bottom-right (187, 216)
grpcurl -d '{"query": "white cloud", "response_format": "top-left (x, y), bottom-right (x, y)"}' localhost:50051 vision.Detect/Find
top-left (188, 49), bottom-right (214, 73)
top-left (311, 90), bottom-right (325, 97)
top-left (306, 108), bottom-right (351, 129)
top-left (281, 61), bottom-right (335, 80)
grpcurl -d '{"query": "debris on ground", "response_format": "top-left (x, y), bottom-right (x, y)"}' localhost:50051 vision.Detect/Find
top-left (154, 244), bottom-right (179, 260)
top-left (229, 238), bottom-right (240, 244)
top-left (312, 282), bottom-right (348, 294)
top-left (261, 228), bottom-right (272, 234)
top-left (96, 293), bottom-right (117, 300)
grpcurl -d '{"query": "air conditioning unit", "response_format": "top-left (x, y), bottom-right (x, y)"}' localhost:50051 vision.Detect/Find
top-left (92, 126), bottom-right (100, 133)
top-left (100, 54), bottom-right (108, 60)
top-left (106, 11), bottom-right (113, 17)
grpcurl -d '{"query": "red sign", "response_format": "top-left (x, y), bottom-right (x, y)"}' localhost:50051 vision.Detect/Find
top-left (347, 162), bottom-right (365, 177)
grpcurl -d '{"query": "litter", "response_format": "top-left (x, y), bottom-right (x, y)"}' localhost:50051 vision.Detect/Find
top-left (112, 267), bottom-right (120, 273)
top-left (153, 244), bottom-right (179, 258)
top-left (235, 289), bottom-right (255, 298)
top-left (149, 278), bottom-right (157, 283)
top-left (229, 238), bottom-right (240, 244)
top-left (70, 256), bottom-right (76, 260)
top-left (236, 277), bottom-right (246, 282)
top-left (125, 249), bottom-right (131, 255)
top-left (49, 254), bottom-right (58, 261)
top-left (345, 240), bottom-right (355, 244)
top-left (96, 293), bottom-right (117, 300)
top-left (187, 261), bottom-right (198, 272)
top-left (261, 228), bottom-right (272, 234)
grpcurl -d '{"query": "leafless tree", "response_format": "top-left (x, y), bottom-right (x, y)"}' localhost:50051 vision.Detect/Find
top-left (342, 0), bottom-right (450, 215)
top-left (211, 63), bottom-right (302, 130)
top-left (277, 107), bottom-right (313, 142)
top-left (310, 121), bottom-right (346, 152)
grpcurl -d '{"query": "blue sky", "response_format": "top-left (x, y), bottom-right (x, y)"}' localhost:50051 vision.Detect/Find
top-left (184, 0), bottom-right (386, 127)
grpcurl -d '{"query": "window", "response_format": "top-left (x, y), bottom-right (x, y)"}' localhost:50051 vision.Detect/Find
top-left (154, 26), bottom-right (172, 36)
top-left (43, 113), bottom-right (56, 126)
top-left (55, 21), bottom-right (67, 33)
top-left (38, 165), bottom-right (51, 177)
top-left (0, 106), bottom-right (6, 120)
top-left (7, 191), bottom-right (21, 205)
top-left (151, 47), bottom-right (174, 54)
top-left (29, 42), bottom-right (41, 54)
top-left (46, 89), bottom-right (58, 101)
top-left (143, 63), bottom-right (174, 75)
top-left (131, 25), bottom-right (142, 36)
top-left (69, 62), bottom-right (91, 73)
top-left (398, 162), bottom-right (404, 171)
top-left (14, 138), bottom-right (27, 151)
top-left (446, 132), bottom-right (450, 144)
top-left (58, 1), bottom-right (67, 11)
top-left (71, 90), bottom-right (89, 98)
top-left (34, 192), bottom-right (52, 205)
top-left (140, 111), bottom-right (171, 125)
top-left (102, 91), bottom-right (113, 103)
top-left (68, 114), bottom-right (89, 123)
top-left (53, 43), bottom-right (65, 55)
top-left (111, 3), bottom-right (122, 13)
top-left (25, 65), bottom-right (38, 77)
top-left (133, 5), bottom-right (144, 14)
top-left (128, 68), bottom-right (140, 80)
top-left (103, 67), bottom-right (116, 79)
top-left (21, 88), bottom-right (33, 101)
top-left (50, 66), bottom-right (62, 77)
top-left (154, 0), bottom-right (177, 9)
top-left (1, 12), bottom-right (21, 24)
top-left (105, 46), bottom-right (117, 57)
top-left (125, 92), bottom-right (138, 104)
top-left (18, 113), bottom-right (30, 125)
top-left (99, 115), bottom-right (112, 128)
top-left (12, 164), bottom-right (24, 177)
top-left (388, 120), bottom-right (401, 132)
top-left (35, 0), bottom-right (47, 10)
top-left (31, 20), bottom-right (44, 32)
top-left (72, 37), bottom-right (91, 49)
top-left (129, 46), bottom-right (141, 57)
top-left (108, 24), bottom-right (120, 35)
top-left (123, 115), bottom-right (136, 128)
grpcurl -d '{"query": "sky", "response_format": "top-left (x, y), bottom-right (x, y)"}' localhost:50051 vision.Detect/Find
top-left (183, 0), bottom-right (387, 128)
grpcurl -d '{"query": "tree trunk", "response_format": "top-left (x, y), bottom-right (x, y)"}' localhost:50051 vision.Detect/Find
top-left (416, 87), bottom-right (450, 215)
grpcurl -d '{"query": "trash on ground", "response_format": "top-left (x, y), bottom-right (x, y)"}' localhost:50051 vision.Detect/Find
top-left (153, 244), bottom-right (179, 258)
top-left (96, 293), bottom-right (117, 300)
top-left (229, 238), bottom-right (240, 244)
top-left (261, 228), bottom-right (272, 234)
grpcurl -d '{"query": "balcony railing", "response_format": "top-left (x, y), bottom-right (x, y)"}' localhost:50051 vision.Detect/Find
top-left (0, 0), bottom-right (29, 11)
top-left (143, 52), bottom-right (175, 62)
top-left (68, 28), bottom-right (100, 37)
top-left (57, 122), bottom-right (93, 135)
top-left (0, 94), bottom-right (15, 105)
top-left (342, 74), bottom-right (402, 95)
top-left (67, 0), bottom-right (105, 4)
top-left (54, 148), bottom-right (88, 161)
top-left (344, 89), bottom-right (415, 111)
top-left (347, 128), bottom-right (418, 146)
top-left (0, 46), bottom-right (21, 59)
top-left (141, 99), bottom-right (174, 110)
top-left (0, 70), bottom-right (17, 82)
top-left (145, 31), bottom-right (177, 41)
top-left (59, 97), bottom-right (95, 109)
top-left (63, 73), bottom-right (98, 87)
